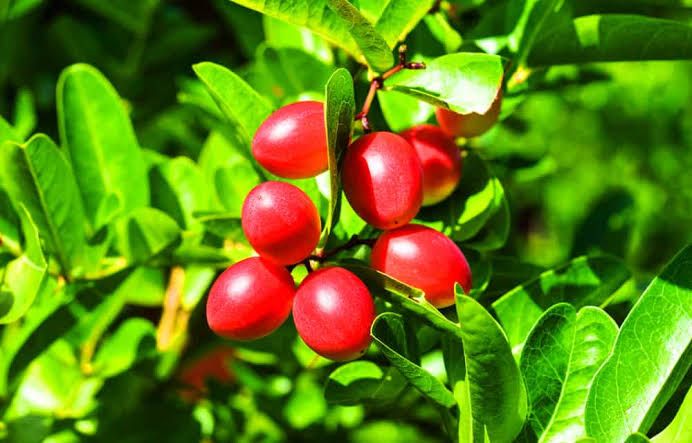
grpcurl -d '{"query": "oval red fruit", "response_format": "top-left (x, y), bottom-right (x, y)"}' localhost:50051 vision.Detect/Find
top-left (252, 101), bottom-right (328, 179)
top-left (400, 124), bottom-right (462, 206)
top-left (342, 132), bottom-right (423, 230)
top-left (371, 224), bottom-right (472, 308)
top-left (242, 181), bottom-right (321, 265)
top-left (206, 257), bottom-right (295, 340)
top-left (435, 90), bottom-right (502, 138)
top-left (293, 267), bottom-right (375, 361)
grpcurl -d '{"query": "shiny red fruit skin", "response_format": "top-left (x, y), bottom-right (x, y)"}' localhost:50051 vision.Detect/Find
top-left (252, 101), bottom-right (328, 179)
top-left (342, 132), bottom-right (423, 230)
top-left (400, 124), bottom-right (462, 206)
top-left (206, 257), bottom-right (296, 340)
top-left (435, 90), bottom-right (502, 138)
top-left (293, 267), bottom-right (375, 361)
top-left (242, 181), bottom-right (321, 265)
top-left (371, 224), bottom-right (472, 308)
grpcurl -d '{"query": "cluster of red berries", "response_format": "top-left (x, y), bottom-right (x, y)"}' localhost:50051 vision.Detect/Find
top-left (207, 95), bottom-right (501, 361)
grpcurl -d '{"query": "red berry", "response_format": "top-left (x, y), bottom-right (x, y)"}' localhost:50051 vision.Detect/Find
top-left (342, 132), bottom-right (423, 230)
top-left (400, 124), bottom-right (462, 206)
top-left (293, 267), bottom-right (375, 361)
top-left (242, 181), bottom-right (321, 265)
top-left (252, 101), bottom-right (328, 179)
top-left (206, 257), bottom-right (295, 340)
top-left (435, 89), bottom-right (502, 138)
top-left (371, 224), bottom-right (472, 308)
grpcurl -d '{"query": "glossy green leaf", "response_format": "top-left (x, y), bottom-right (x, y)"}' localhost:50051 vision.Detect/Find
top-left (625, 433), bottom-right (653, 443)
top-left (387, 52), bottom-right (504, 114)
top-left (12, 88), bottom-right (36, 139)
top-left (417, 154), bottom-right (503, 243)
top-left (92, 318), bottom-right (156, 377)
top-left (492, 255), bottom-right (630, 350)
top-left (585, 245), bottom-right (692, 442)
top-left (371, 313), bottom-right (455, 408)
top-left (520, 304), bottom-right (618, 442)
top-left (193, 62), bottom-right (273, 142)
top-left (456, 290), bottom-right (527, 442)
top-left (318, 68), bottom-right (355, 250)
top-left (263, 16), bottom-right (334, 64)
top-left (150, 157), bottom-right (214, 228)
top-left (0, 135), bottom-right (89, 276)
top-left (423, 12), bottom-right (462, 54)
top-left (324, 360), bottom-right (407, 405)
top-left (227, 0), bottom-right (364, 64)
top-left (374, 0), bottom-right (436, 48)
top-left (115, 207), bottom-right (181, 264)
top-left (194, 211), bottom-right (243, 239)
top-left (256, 46), bottom-right (332, 101)
top-left (123, 266), bottom-right (166, 307)
top-left (57, 64), bottom-right (149, 227)
top-left (528, 15), bottom-right (692, 67)
top-left (0, 206), bottom-right (46, 324)
top-left (463, 178), bottom-right (510, 252)
top-left (652, 387), bottom-right (691, 443)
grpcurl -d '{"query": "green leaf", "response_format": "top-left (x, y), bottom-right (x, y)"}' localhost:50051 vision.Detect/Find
top-left (374, 0), bottom-right (436, 48)
top-left (150, 157), bottom-right (214, 228)
top-left (492, 255), bottom-right (630, 350)
top-left (511, 0), bottom-right (564, 66)
top-left (57, 64), bottom-right (149, 227)
top-left (194, 211), bottom-right (243, 239)
top-left (342, 263), bottom-right (462, 339)
top-left (92, 318), bottom-right (156, 378)
top-left (520, 304), bottom-right (618, 442)
top-left (0, 135), bottom-right (89, 276)
top-left (456, 290), bottom-right (527, 442)
top-left (115, 207), bottom-right (181, 264)
top-left (12, 88), bottom-right (36, 139)
top-left (180, 265), bottom-right (216, 311)
top-left (417, 154), bottom-right (503, 243)
top-left (0, 205), bottom-right (46, 324)
top-left (193, 62), bottom-right (273, 142)
top-left (263, 16), bottom-right (334, 64)
top-left (123, 266), bottom-right (166, 307)
top-left (585, 245), bottom-right (692, 441)
top-left (0, 115), bottom-right (20, 144)
top-left (228, 0), bottom-right (364, 65)
top-left (463, 178), bottom-right (510, 252)
top-left (652, 387), bottom-right (691, 443)
top-left (198, 130), bottom-right (261, 216)
top-left (387, 52), bottom-right (504, 114)
top-left (255, 46), bottom-right (333, 102)
top-left (371, 313), bottom-right (455, 408)
top-left (318, 68), bottom-right (355, 250)
top-left (324, 360), bottom-right (407, 405)
top-left (528, 14), bottom-right (692, 67)
top-left (326, 0), bottom-right (393, 72)
top-left (377, 89), bottom-right (434, 132)
top-left (625, 433), bottom-right (653, 443)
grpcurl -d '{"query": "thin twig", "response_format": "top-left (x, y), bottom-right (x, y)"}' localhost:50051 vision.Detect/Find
top-left (309, 235), bottom-right (375, 262)
top-left (157, 266), bottom-right (186, 351)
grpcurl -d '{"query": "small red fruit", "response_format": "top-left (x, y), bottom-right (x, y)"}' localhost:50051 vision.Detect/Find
top-left (178, 346), bottom-right (235, 401)
top-left (342, 132), bottom-right (423, 230)
top-left (293, 267), bottom-right (375, 361)
top-left (371, 224), bottom-right (472, 308)
top-left (206, 257), bottom-right (295, 340)
top-left (252, 101), bottom-right (328, 179)
top-left (242, 181), bottom-right (321, 265)
top-left (400, 124), bottom-right (462, 206)
top-left (435, 89), bottom-right (502, 138)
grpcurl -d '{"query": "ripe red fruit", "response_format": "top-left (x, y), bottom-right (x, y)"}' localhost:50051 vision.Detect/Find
top-left (435, 89), bottom-right (502, 138)
top-left (206, 257), bottom-right (295, 340)
top-left (252, 101), bottom-right (328, 179)
top-left (242, 181), bottom-right (321, 265)
top-left (293, 267), bottom-right (375, 361)
top-left (371, 224), bottom-right (472, 308)
top-left (342, 132), bottom-right (423, 230)
top-left (400, 124), bottom-right (462, 206)
top-left (178, 346), bottom-right (235, 401)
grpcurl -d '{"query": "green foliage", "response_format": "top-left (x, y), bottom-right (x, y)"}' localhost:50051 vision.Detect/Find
top-left (0, 1), bottom-right (690, 442)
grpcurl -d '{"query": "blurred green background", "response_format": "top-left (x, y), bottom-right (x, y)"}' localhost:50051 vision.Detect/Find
top-left (1, 1), bottom-right (690, 442)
